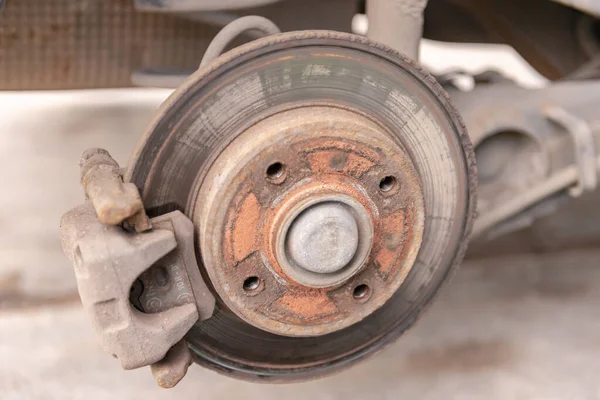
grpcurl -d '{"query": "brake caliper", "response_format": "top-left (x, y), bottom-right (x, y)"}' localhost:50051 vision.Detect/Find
top-left (60, 149), bottom-right (215, 388)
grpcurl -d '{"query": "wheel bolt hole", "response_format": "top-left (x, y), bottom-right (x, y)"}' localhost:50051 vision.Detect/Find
top-left (243, 276), bottom-right (261, 293)
top-left (266, 162), bottom-right (285, 181)
top-left (353, 284), bottom-right (371, 300)
top-left (379, 176), bottom-right (397, 192)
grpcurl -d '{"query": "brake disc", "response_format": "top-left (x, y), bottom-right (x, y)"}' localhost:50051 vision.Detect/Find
top-left (126, 31), bottom-right (476, 381)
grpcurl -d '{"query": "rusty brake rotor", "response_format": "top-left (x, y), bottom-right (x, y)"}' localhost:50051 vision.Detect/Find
top-left (126, 30), bottom-right (476, 381)
top-left (197, 106), bottom-right (425, 337)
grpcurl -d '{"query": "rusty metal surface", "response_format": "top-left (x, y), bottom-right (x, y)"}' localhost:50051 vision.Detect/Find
top-left (126, 31), bottom-right (476, 381)
top-left (196, 106), bottom-right (424, 337)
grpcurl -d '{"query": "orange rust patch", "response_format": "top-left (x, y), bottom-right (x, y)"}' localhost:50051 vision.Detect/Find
top-left (376, 210), bottom-right (406, 275)
top-left (276, 291), bottom-right (337, 320)
top-left (231, 192), bottom-right (261, 262)
top-left (306, 150), bottom-right (375, 177)
top-left (199, 106), bottom-right (425, 336)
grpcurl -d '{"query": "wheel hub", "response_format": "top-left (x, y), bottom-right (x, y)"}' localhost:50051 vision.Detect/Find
top-left (197, 106), bottom-right (424, 336)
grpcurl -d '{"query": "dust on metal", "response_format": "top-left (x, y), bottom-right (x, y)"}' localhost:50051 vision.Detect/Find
top-left (60, 203), bottom-right (197, 370)
top-left (125, 30), bottom-right (475, 380)
top-left (285, 201), bottom-right (360, 274)
top-left (196, 106), bottom-right (425, 337)
top-left (80, 148), bottom-right (151, 232)
top-left (449, 79), bottom-right (600, 238)
top-left (61, 149), bottom-right (215, 387)
top-left (150, 341), bottom-right (193, 389)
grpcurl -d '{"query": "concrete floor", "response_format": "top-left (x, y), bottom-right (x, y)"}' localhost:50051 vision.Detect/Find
top-left (1, 46), bottom-right (597, 399)
top-left (3, 250), bottom-right (600, 400)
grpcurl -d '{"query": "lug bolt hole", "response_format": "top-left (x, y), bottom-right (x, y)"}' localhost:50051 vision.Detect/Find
top-left (353, 284), bottom-right (371, 301)
top-left (243, 276), bottom-right (262, 294)
top-left (266, 162), bottom-right (286, 182)
top-left (379, 176), bottom-right (397, 192)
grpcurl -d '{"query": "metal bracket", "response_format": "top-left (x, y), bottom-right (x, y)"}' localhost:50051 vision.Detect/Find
top-left (60, 148), bottom-right (215, 387)
top-left (544, 105), bottom-right (597, 197)
top-left (452, 80), bottom-right (600, 238)
top-left (60, 204), bottom-right (215, 371)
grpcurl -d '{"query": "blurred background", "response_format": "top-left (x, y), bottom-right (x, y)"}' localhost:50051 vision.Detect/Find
top-left (2, 27), bottom-right (600, 400)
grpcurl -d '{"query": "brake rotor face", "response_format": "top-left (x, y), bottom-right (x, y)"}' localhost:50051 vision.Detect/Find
top-left (196, 106), bottom-right (425, 337)
top-left (127, 31), bottom-right (476, 381)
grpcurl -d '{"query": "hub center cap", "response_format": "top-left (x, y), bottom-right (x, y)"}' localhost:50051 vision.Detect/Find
top-left (286, 202), bottom-right (358, 274)
top-left (275, 193), bottom-right (374, 288)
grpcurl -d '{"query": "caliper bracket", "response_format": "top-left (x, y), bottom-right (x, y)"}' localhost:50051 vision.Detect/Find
top-left (60, 149), bottom-right (215, 388)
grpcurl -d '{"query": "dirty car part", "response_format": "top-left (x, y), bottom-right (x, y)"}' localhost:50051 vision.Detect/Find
top-left (447, 79), bottom-right (600, 238)
top-left (125, 30), bottom-right (476, 381)
top-left (60, 150), bottom-right (215, 386)
top-left (80, 148), bottom-right (151, 232)
top-left (40, 0), bottom-right (600, 389)
top-left (196, 106), bottom-right (425, 337)
top-left (150, 340), bottom-right (194, 389)
top-left (60, 204), bottom-right (214, 369)
top-left (367, 0), bottom-right (429, 60)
